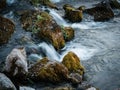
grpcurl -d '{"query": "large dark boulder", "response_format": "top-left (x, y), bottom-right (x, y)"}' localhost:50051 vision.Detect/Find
top-left (85, 0), bottom-right (114, 21)
top-left (0, 16), bottom-right (15, 45)
top-left (28, 57), bottom-right (70, 83)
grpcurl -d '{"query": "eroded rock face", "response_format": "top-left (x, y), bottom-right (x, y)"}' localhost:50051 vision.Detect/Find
top-left (20, 10), bottom-right (65, 50)
top-left (0, 73), bottom-right (16, 90)
top-left (63, 4), bottom-right (83, 22)
top-left (0, 16), bottom-right (15, 45)
top-left (62, 52), bottom-right (85, 75)
top-left (85, 1), bottom-right (114, 21)
top-left (28, 57), bottom-right (70, 83)
top-left (4, 47), bottom-right (28, 77)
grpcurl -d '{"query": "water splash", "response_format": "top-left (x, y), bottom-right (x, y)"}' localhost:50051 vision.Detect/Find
top-left (49, 9), bottom-right (106, 29)
top-left (38, 42), bottom-right (60, 61)
top-left (49, 9), bottom-right (68, 26)
top-left (50, 0), bottom-right (62, 3)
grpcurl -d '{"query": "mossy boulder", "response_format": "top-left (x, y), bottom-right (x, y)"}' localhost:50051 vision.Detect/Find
top-left (61, 26), bottom-right (74, 41)
top-left (0, 16), bottom-right (15, 45)
top-left (20, 10), bottom-right (65, 50)
top-left (38, 27), bottom-right (65, 50)
top-left (85, 1), bottom-right (114, 21)
top-left (28, 57), bottom-right (70, 83)
top-left (0, 0), bottom-right (6, 11)
top-left (30, 0), bottom-right (58, 9)
top-left (62, 52), bottom-right (85, 75)
top-left (63, 4), bottom-right (83, 22)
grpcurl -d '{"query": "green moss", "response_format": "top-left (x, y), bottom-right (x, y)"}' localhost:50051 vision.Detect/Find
top-left (62, 52), bottom-right (85, 75)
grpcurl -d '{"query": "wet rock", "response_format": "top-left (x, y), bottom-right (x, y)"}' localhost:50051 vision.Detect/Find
top-left (85, 1), bottom-right (114, 21)
top-left (63, 4), bottom-right (83, 22)
top-left (20, 10), bottom-right (65, 50)
top-left (30, 0), bottom-right (58, 9)
top-left (0, 16), bottom-right (15, 45)
top-left (62, 52), bottom-right (85, 75)
top-left (69, 73), bottom-right (82, 83)
top-left (0, 73), bottom-right (17, 90)
top-left (28, 57), bottom-right (70, 83)
top-left (110, 0), bottom-right (120, 9)
top-left (0, 0), bottom-right (6, 11)
top-left (38, 25), bottom-right (65, 50)
top-left (4, 47), bottom-right (28, 78)
top-left (61, 27), bottom-right (74, 41)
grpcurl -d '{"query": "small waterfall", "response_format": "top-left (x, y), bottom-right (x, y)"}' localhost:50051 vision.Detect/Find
top-left (38, 42), bottom-right (60, 61)
top-left (49, 9), bottom-right (68, 26)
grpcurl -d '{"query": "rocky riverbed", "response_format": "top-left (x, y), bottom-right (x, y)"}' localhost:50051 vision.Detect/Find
top-left (0, 0), bottom-right (120, 90)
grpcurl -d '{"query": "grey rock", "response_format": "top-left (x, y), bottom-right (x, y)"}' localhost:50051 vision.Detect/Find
top-left (0, 73), bottom-right (16, 90)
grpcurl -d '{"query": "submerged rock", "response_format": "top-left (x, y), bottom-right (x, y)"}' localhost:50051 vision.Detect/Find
top-left (28, 57), bottom-right (70, 83)
top-left (0, 16), bottom-right (15, 45)
top-left (4, 47), bottom-right (28, 78)
top-left (63, 4), bottom-right (83, 22)
top-left (62, 52), bottom-right (85, 75)
top-left (0, 73), bottom-right (16, 90)
top-left (85, 1), bottom-right (114, 21)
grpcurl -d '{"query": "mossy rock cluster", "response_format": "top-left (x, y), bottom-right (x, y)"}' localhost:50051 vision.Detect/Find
top-left (20, 10), bottom-right (52, 31)
top-left (0, 0), bottom-right (6, 11)
top-left (0, 16), bottom-right (15, 45)
top-left (62, 52), bottom-right (85, 75)
top-left (20, 10), bottom-right (75, 50)
top-left (63, 4), bottom-right (83, 22)
top-left (28, 57), bottom-right (69, 83)
top-left (30, 0), bottom-right (58, 9)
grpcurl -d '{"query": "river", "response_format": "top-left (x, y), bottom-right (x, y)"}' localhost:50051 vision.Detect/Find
top-left (0, 0), bottom-right (120, 90)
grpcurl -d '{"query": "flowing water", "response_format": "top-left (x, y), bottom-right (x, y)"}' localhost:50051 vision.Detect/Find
top-left (0, 0), bottom-right (120, 90)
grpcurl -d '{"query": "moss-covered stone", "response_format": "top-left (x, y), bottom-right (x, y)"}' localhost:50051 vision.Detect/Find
top-left (61, 27), bottom-right (74, 41)
top-left (63, 4), bottom-right (83, 22)
top-left (62, 52), bottom-right (85, 75)
top-left (30, 0), bottom-right (58, 9)
top-left (0, 16), bottom-right (15, 45)
top-left (28, 57), bottom-right (70, 83)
